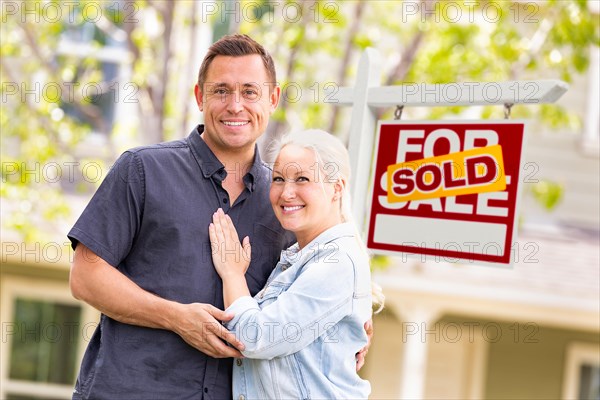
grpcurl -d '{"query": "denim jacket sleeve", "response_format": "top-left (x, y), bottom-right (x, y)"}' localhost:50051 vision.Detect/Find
top-left (224, 251), bottom-right (356, 360)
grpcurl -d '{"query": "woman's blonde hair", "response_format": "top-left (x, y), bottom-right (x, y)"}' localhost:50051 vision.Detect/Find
top-left (269, 129), bottom-right (385, 313)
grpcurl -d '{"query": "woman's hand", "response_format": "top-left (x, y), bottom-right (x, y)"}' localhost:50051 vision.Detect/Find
top-left (209, 208), bottom-right (251, 280)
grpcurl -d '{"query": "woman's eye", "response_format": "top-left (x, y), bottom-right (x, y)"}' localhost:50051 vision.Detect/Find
top-left (296, 176), bottom-right (310, 183)
top-left (272, 176), bottom-right (284, 183)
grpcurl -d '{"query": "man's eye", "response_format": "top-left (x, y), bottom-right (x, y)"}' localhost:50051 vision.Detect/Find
top-left (243, 90), bottom-right (259, 99)
top-left (214, 88), bottom-right (228, 95)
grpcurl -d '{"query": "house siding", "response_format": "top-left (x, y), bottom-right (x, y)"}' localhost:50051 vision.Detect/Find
top-left (485, 322), bottom-right (600, 399)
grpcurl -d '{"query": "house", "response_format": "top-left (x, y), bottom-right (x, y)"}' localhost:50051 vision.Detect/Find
top-left (1, 3), bottom-right (598, 399)
top-left (361, 47), bottom-right (600, 399)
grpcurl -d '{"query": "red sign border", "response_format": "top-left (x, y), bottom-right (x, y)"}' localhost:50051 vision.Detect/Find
top-left (364, 120), bottom-right (528, 268)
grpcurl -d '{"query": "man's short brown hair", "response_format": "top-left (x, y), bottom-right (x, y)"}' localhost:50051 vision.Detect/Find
top-left (197, 34), bottom-right (276, 89)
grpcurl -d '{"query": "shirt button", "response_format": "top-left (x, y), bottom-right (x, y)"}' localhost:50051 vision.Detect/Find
top-left (223, 198), bottom-right (228, 203)
top-left (238, 395), bottom-right (245, 400)
top-left (236, 359), bottom-right (243, 366)
top-left (204, 388), bottom-right (208, 393)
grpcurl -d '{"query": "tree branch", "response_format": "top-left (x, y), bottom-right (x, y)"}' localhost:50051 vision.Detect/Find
top-left (123, 0), bottom-right (141, 61)
top-left (151, 0), bottom-right (176, 142)
top-left (1, 57), bottom-right (68, 153)
top-left (268, 1), bottom-right (315, 137)
top-left (181, 0), bottom-right (199, 136)
top-left (377, 0), bottom-right (437, 119)
top-left (18, 21), bottom-right (107, 132)
top-left (329, 0), bottom-right (366, 134)
top-left (509, 17), bottom-right (554, 79)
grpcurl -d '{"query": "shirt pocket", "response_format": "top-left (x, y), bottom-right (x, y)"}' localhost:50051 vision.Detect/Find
top-left (255, 281), bottom-right (289, 308)
top-left (264, 354), bottom-right (310, 399)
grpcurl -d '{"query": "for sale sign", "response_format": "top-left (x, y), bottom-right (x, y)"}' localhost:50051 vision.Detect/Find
top-left (366, 121), bottom-right (527, 267)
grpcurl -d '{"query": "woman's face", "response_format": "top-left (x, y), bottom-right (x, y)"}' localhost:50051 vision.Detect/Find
top-left (269, 144), bottom-right (342, 248)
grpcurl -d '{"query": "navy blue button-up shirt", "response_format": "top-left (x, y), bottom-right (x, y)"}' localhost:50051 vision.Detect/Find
top-left (68, 125), bottom-right (294, 399)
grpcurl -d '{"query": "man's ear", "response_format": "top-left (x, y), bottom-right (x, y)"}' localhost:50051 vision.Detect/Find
top-left (194, 84), bottom-right (203, 112)
top-left (269, 85), bottom-right (281, 112)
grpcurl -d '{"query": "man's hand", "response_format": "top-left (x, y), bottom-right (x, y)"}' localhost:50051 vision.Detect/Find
top-left (173, 303), bottom-right (245, 358)
top-left (356, 319), bottom-right (373, 371)
top-left (70, 244), bottom-right (245, 358)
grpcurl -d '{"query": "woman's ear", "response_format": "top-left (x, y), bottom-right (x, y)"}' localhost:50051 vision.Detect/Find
top-left (333, 178), bottom-right (346, 200)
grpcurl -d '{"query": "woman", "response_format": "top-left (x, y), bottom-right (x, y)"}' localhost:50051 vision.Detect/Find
top-left (209, 129), bottom-right (383, 399)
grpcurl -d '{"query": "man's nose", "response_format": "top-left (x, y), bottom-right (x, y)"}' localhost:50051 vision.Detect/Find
top-left (225, 91), bottom-right (244, 113)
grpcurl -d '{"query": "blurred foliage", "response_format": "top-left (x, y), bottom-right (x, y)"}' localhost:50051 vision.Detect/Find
top-left (370, 254), bottom-right (394, 271)
top-left (530, 179), bottom-right (565, 210)
top-left (1, 0), bottom-right (598, 242)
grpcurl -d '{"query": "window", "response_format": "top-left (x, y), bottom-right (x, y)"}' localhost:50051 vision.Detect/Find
top-left (563, 342), bottom-right (600, 400)
top-left (578, 364), bottom-right (600, 399)
top-left (9, 299), bottom-right (82, 385)
top-left (0, 277), bottom-right (91, 400)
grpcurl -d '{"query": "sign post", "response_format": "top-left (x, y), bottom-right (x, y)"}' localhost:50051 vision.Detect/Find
top-left (327, 48), bottom-right (568, 267)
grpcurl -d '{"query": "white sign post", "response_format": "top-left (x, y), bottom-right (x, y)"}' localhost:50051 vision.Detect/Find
top-left (327, 48), bottom-right (568, 262)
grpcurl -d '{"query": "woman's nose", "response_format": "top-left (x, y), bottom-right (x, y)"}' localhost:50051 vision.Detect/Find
top-left (281, 182), bottom-right (296, 199)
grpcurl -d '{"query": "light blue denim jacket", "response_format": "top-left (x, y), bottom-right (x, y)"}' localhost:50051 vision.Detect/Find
top-left (224, 223), bottom-right (372, 400)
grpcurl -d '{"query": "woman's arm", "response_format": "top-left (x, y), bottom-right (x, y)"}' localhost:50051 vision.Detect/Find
top-left (209, 209), bottom-right (364, 360)
top-left (224, 252), bottom-right (357, 360)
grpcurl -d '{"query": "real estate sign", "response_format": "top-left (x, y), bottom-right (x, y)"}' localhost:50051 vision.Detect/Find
top-left (366, 121), bottom-right (527, 267)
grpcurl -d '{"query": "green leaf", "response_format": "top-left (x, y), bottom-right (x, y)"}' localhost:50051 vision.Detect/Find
top-left (531, 180), bottom-right (564, 211)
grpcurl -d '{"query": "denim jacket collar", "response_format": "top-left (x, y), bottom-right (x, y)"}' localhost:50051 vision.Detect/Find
top-left (279, 222), bottom-right (355, 267)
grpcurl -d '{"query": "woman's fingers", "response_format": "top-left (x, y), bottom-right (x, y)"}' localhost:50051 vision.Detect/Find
top-left (242, 236), bottom-right (251, 263)
top-left (225, 214), bottom-right (240, 243)
top-left (212, 209), bottom-right (248, 259)
top-left (212, 210), bottom-right (226, 243)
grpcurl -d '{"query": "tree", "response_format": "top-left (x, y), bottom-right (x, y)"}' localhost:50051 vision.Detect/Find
top-left (237, 0), bottom-right (598, 201)
top-left (1, 0), bottom-right (598, 241)
top-left (1, 0), bottom-right (199, 240)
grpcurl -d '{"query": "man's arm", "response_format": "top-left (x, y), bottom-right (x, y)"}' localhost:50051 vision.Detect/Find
top-left (70, 243), bottom-right (244, 358)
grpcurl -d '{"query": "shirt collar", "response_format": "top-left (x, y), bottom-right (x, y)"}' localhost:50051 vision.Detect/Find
top-left (279, 223), bottom-right (356, 266)
top-left (188, 124), bottom-right (260, 191)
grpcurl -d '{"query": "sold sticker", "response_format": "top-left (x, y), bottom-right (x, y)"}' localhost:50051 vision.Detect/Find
top-left (387, 144), bottom-right (506, 203)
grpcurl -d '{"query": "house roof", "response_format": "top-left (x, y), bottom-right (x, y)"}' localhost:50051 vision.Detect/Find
top-left (374, 223), bottom-right (600, 330)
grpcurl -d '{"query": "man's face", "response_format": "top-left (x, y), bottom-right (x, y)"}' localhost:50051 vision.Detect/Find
top-left (195, 55), bottom-right (280, 156)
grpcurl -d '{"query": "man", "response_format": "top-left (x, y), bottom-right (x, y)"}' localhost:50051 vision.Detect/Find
top-left (69, 34), bottom-right (369, 399)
